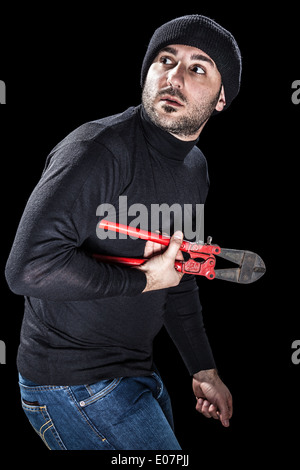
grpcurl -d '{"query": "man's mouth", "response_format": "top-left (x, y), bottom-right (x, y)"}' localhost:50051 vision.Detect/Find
top-left (160, 95), bottom-right (184, 107)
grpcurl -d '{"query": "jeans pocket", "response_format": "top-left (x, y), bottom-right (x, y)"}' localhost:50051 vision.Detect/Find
top-left (21, 399), bottom-right (66, 450)
top-left (78, 378), bottom-right (122, 408)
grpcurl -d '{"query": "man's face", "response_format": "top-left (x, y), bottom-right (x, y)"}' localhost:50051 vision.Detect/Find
top-left (142, 44), bottom-right (226, 141)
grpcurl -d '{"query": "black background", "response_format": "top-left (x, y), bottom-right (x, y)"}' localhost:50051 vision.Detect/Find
top-left (0, 3), bottom-right (299, 465)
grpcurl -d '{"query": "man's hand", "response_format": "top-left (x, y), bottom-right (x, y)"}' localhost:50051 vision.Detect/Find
top-left (192, 369), bottom-right (233, 427)
top-left (136, 231), bottom-right (184, 292)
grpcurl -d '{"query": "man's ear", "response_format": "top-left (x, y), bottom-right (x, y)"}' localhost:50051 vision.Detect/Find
top-left (215, 85), bottom-right (226, 112)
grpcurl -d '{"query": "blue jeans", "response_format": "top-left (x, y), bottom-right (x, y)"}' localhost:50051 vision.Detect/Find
top-left (18, 372), bottom-right (181, 450)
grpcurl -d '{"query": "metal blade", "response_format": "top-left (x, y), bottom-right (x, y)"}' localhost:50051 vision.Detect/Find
top-left (215, 249), bottom-right (266, 284)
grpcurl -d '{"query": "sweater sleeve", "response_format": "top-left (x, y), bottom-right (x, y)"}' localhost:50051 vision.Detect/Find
top-left (164, 276), bottom-right (216, 375)
top-left (5, 138), bottom-right (146, 301)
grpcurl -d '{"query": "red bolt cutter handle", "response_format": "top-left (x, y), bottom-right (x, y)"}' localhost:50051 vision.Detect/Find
top-left (98, 219), bottom-right (219, 255)
top-left (99, 219), bottom-right (190, 250)
top-left (94, 219), bottom-right (218, 280)
top-left (93, 254), bottom-right (216, 279)
top-left (92, 254), bottom-right (145, 266)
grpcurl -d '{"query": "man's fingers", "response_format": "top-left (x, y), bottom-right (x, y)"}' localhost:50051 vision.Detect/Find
top-left (144, 240), bottom-right (164, 258)
top-left (196, 396), bottom-right (231, 425)
top-left (208, 403), bottom-right (220, 420)
top-left (144, 231), bottom-right (177, 258)
top-left (202, 400), bottom-right (213, 418)
top-left (196, 399), bottom-right (219, 420)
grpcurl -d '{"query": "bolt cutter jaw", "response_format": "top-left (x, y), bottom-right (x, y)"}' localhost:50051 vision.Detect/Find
top-left (214, 249), bottom-right (266, 284)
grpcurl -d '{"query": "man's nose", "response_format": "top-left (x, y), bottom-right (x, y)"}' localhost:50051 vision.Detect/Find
top-left (167, 64), bottom-right (185, 88)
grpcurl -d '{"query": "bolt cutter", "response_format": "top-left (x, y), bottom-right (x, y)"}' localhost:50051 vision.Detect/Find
top-left (94, 219), bottom-right (266, 284)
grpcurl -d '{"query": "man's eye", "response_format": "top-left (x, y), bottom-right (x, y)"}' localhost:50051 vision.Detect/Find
top-left (160, 56), bottom-right (173, 65)
top-left (192, 65), bottom-right (205, 75)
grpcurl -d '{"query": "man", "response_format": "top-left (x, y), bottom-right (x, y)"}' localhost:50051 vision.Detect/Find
top-left (5, 15), bottom-right (242, 450)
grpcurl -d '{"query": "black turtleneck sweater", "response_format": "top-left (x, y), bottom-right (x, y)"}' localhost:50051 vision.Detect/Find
top-left (5, 105), bottom-right (216, 385)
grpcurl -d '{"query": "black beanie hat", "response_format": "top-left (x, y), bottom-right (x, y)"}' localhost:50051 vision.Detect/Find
top-left (141, 15), bottom-right (242, 110)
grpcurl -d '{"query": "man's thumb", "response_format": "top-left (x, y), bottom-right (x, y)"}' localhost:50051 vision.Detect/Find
top-left (218, 406), bottom-right (230, 427)
top-left (163, 231), bottom-right (183, 261)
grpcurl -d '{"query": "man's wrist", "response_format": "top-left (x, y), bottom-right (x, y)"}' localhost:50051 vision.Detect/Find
top-left (142, 272), bottom-right (155, 293)
top-left (193, 368), bottom-right (218, 383)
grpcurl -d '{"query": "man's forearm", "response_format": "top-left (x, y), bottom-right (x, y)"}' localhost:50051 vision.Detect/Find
top-left (5, 243), bottom-right (146, 301)
top-left (164, 276), bottom-right (216, 374)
